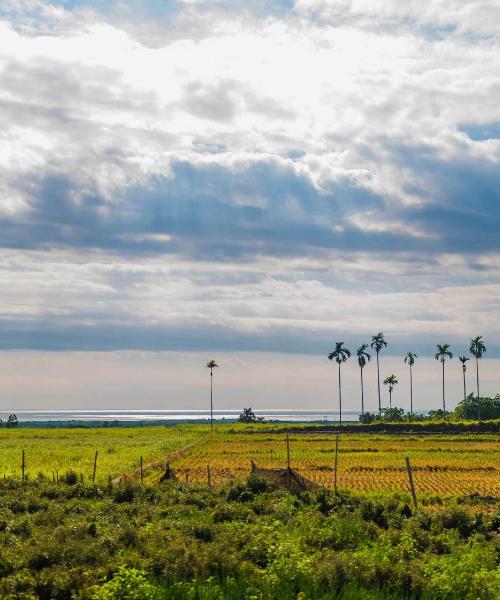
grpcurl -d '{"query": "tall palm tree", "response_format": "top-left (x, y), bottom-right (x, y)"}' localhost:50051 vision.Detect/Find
top-left (356, 344), bottom-right (371, 415)
top-left (383, 374), bottom-right (398, 408)
top-left (328, 342), bottom-right (351, 424)
top-left (371, 333), bottom-right (388, 414)
top-left (458, 356), bottom-right (469, 418)
top-left (206, 360), bottom-right (219, 431)
top-left (469, 336), bottom-right (486, 420)
top-left (434, 344), bottom-right (453, 414)
top-left (404, 352), bottom-right (417, 416)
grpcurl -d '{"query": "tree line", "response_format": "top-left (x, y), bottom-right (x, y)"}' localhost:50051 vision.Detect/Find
top-left (328, 334), bottom-right (490, 422)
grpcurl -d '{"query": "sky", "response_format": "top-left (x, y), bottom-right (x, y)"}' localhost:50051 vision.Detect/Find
top-left (0, 0), bottom-right (499, 413)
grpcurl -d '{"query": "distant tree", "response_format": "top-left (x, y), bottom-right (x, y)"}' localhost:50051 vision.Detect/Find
top-left (404, 352), bottom-right (417, 416)
top-left (328, 342), bottom-right (351, 424)
top-left (380, 407), bottom-right (404, 422)
top-left (458, 356), bottom-right (470, 416)
top-left (7, 414), bottom-right (18, 428)
top-left (435, 344), bottom-right (453, 414)
top-left (206, 360), bottom-right (219, 431)
top-left (238, 407), bottom-right (264, 423)
top-left (428, 408), bottom-right (452, 421)
top-left (356, 344), bottom-right (371, 415)
top-left (469, 336), bottom-right (487, 420)
top-left (371, 333), bottom-right (388, 414)
top-left (359, 411), bottom-right (376, 424)
top-left (383, 374), bottom-right (398, 408)
top-left (454, 394), bottom-right (500, 421)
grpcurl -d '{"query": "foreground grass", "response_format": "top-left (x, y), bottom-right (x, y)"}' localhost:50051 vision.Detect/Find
top-left (0, 476), bottom-right (498, 599)
top-left (0, 426), bottom-right (204, 483)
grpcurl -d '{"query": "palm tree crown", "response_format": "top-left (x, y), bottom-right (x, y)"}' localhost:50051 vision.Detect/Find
top-left (435, 344), bottom-right (453, 362)
top-left (404, 352), bottom-right (417, 366)
top-left (459, 356), bottom-right (469, 371)
top-left (371, 333), bottom-right (388, 354)
top-left (383, 374), bottom-right (398, 391)
top-left (328, 342), bottom-right (351, 364)
top-left (206, 360), bottom-right (219, 370)
top-left (469, 336), bottom-right (486, 359)
top-left (357, 344), bottom-right (371, 368)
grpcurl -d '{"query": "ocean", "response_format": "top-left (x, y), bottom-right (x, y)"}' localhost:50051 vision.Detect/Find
top-left (5, 409), bottom-right (361, 423)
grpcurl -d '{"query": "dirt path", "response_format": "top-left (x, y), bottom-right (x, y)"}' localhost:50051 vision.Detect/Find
top-left (112, 439), bottom-right (202, 485)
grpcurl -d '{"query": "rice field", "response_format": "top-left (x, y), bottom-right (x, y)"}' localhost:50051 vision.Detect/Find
top-left (0, 425), bottom-right (499, 499)
top-left (171, 429), bottom-right (500, 498)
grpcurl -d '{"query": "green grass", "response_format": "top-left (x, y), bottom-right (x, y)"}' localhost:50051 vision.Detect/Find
top-left (0, 426), bottom-right (204, 483)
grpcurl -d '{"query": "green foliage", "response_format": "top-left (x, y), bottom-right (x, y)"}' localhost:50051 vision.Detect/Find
top-left (0, 478), bottom-right (498, 599)
top-left (454, 395), bottom-right (500, 420)
top-left (238, 408), bottom-right (264, 424)
top-left (6, 414), bottom-right (18, 428)
top-left (93, 566), bottom-right (160, 599)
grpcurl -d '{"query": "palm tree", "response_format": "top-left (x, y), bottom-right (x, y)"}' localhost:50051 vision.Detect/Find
top-left (383, 374), bottom-right (398, 408)
top-left (328, 342), bottom-right (351, 424)
top-left (404, 352), bottom-right (417, 416)
top-left (206, 360), bottom-right (219, 431)
top-left (469, 336), bottom-right (486, 420)
top-left (458, 356), bottom-right (469, 418)
top-left (371, 333), bottom-right (388, 414)
top-left (434, 344), bottom-right (453, 414)
top-left (356, 344), bottom-right (371, 415)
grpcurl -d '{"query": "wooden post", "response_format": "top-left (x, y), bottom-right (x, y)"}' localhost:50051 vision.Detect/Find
top-left (140, 456), bottom-right (144, 484)
top-left (185, 470), bottom-right (189, 484)
top-left (56, 469), bottom-right (59, 483)
top-left (92, 451), bottom-right (98, 484)
top-left (52, 471), bottom-right (55, 483)
top-left (333, 434), bottom-right (339, 496)
top-left (207, 464), bottom-right (211, 487)
top-left (22, 449), bottom-right (25, 482)
top-left (286, 432), bottom-right (291, 490)
top-left (405, 457), bottom-right (418, 509)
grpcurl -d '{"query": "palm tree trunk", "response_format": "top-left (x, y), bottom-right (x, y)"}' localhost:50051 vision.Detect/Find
top-left (360, 367), bottom-right (364, 415)
top-left (476, 357), bottom-right (480, 421)
top-left (210, 368), bottom-right (213, 431)
top-left (462, 368), bottom-right (467, 419)
top-left (410, 364), bottom-right (413, 417)
top-left (389, 389), bottom-right (392, 408)
top-left (442, 360), bottom-right (446, 414)
top-left (338, 362), bottom-right (342, 424)
top-left (376, 351), bottom-right (381, 414)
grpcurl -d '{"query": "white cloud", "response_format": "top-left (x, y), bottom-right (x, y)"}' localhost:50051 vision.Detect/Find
top-left (0, 0), bottom-right (498, 365)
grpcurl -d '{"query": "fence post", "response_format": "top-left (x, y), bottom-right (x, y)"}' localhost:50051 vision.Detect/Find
top-left (22, 449), bottom-right (25, 482)
top-left (405, 457), bottom-right (418, 509)
top-left (207, 464), bottom-right (211, 487)
top-left (140, 456), bottom-right (144, 484)
top-left (333, 434), bottom-right (339, 496)
top-left (56, 469), bottom-right (59, 483)
top-left (92, 451), bottom-right (98, 484)
top-left (286, 431), bottom-right (291, 489)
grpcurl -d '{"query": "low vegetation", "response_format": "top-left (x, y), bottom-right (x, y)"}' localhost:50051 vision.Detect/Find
top-left (0, 476), bottom-right (498, 599)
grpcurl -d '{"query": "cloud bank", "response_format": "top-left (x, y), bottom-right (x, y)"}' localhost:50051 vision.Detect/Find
top-left (0, 0), bottom-right (499, 357)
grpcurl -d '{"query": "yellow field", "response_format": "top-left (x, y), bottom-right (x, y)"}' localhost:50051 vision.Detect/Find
top-left (171, 430), bottom-right (500, 498)
top-left (0, 426), bottom-right (498, 499)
